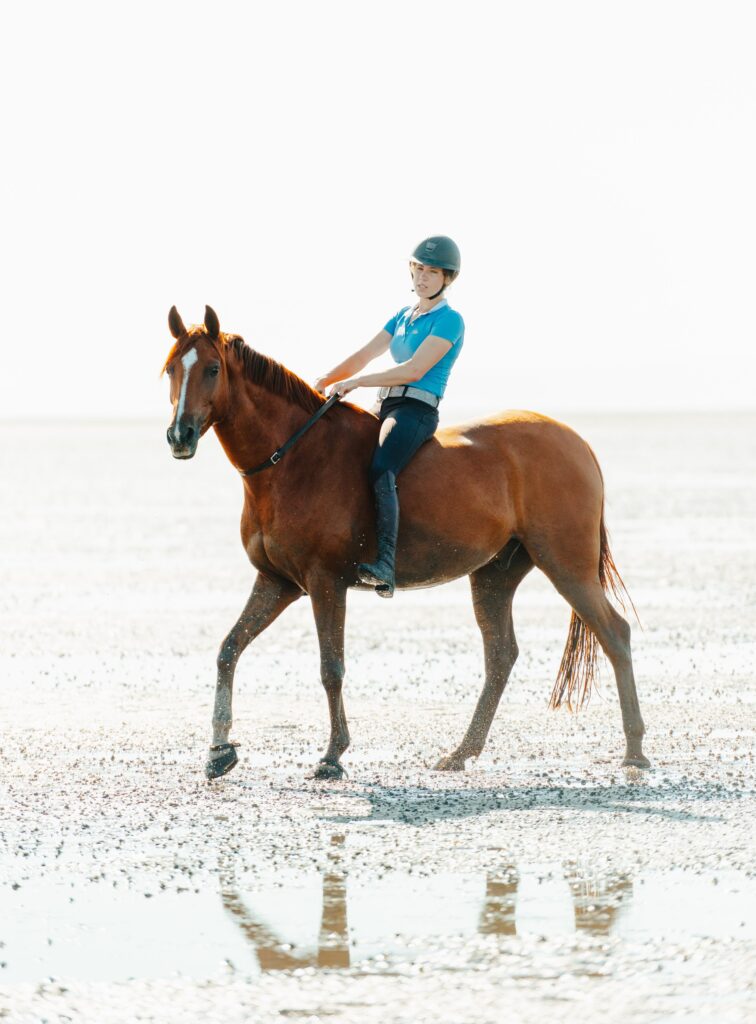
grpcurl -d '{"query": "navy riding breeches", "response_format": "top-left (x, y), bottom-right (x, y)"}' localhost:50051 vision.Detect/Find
top-left (369, 397), bottom-right (439, 486)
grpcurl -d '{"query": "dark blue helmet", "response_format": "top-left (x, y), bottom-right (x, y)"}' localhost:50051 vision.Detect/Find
top-left (410, 236), bottom-right (461, 273)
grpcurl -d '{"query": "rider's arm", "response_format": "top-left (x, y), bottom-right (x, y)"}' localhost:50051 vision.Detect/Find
top-left (350, 335), bottom-right (452, 388)
top-left (314, 330), bottom-right (392, 391)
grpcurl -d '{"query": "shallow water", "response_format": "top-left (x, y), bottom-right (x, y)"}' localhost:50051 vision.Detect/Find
top-left (2, 857), bottom-right (754, 982)
top-left (1, 415), bottom-right (755, 1023)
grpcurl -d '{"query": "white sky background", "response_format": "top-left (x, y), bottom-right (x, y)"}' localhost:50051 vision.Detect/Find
top-left (2, 0), bottom-right (754, 419)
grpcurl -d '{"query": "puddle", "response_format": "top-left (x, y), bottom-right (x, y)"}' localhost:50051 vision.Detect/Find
top-left (1, 844), bottom-right (754, 982)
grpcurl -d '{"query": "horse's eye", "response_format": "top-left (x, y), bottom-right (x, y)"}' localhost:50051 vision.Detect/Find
top-left (166, 366), bottom-right (174, 377)
top-left (207, 364), bottom-right (220, 378)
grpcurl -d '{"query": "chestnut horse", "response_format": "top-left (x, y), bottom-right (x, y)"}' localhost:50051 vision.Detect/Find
top-left (163, 306), bottom-right (648, 780)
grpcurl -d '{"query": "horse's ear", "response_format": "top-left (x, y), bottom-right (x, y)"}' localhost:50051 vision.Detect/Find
top-left (168, 306), bottom-right (186, 339)
top-left (205, 305), bottom-right (220, 339)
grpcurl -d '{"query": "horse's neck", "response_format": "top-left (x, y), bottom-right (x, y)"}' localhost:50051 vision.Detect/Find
top-left (214, 357), bottom-right (377, 485)
top-left (213, 371), bottom-right (313, 475)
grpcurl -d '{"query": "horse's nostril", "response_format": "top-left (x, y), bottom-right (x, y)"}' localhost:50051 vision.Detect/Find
top-left (184, 425), bottom-right (196, 443)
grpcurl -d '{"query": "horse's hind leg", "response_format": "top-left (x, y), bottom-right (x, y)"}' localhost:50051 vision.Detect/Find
top-left (207, 571), bottom-right (303, 779)
top-left (550, 573), bottom-right (648, 768)
top-left (435, 543), bottom-right (533, 772)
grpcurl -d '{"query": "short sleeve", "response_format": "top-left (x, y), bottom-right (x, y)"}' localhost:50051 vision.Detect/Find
top-left (383, 306), bottom-right (410, 337)
top-left (431, 309), bottom-right (464, 346)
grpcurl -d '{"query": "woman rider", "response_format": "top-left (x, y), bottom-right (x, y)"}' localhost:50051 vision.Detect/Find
top-left (314, 235), bottom-right (464, 598)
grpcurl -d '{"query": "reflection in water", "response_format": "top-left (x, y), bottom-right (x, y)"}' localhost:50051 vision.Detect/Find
top-left (478, 865), bottom-right (519, 937)
top-left (2, 856), bottom-right (753, 984)
top-left (317, 835), bottom-right (350, 968)
top-left (220, 838), bottom-right (638, 972)
top-left (221, 835), bottom-right (350, 971)
top-left (563, 861), bottom-right (633, 935)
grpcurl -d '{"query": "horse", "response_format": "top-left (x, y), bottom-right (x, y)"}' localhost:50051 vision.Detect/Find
top-left (163, 305), bottom-right (649, 781)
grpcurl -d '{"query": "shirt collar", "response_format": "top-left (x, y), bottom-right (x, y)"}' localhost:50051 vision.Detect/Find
top-left (409, 297), bottom-right (448, 319)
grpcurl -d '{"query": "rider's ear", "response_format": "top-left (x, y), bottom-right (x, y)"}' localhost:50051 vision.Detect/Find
top-left (205, 305), bottom-right (220, 340)
top-left (168, 306), bottom-right (186, 339)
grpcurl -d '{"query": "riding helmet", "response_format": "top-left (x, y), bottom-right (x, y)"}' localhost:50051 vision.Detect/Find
top-left (410, 235), bottom-right (461, 273)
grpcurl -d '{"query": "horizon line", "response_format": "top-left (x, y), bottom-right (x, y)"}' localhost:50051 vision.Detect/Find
top-left (1, 407), bottom-right (755, 423)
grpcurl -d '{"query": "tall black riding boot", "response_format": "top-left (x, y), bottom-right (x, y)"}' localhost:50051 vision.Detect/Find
top-left (358, 473), bottom-right (399, 598)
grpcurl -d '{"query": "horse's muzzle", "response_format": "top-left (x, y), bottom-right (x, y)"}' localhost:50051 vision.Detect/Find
top-left (167, 418), bottom-right (200, 459)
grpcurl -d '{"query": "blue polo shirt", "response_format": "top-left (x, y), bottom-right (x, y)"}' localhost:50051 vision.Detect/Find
top-left (382, 298), bottom-right (464, 398)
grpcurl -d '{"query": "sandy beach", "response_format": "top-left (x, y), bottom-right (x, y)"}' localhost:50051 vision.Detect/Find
top-left (1, 412), bottom-right (755, 1023)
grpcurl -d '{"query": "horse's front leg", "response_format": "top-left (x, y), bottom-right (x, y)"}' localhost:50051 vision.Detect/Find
top-left (206, 571), bottom-right (302, 780)
top-left (309, 581), bottom-right (350, 780)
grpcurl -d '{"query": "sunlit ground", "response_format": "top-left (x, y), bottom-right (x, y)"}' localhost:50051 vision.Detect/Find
top-left (1, 413), bottom-right (754, 1023)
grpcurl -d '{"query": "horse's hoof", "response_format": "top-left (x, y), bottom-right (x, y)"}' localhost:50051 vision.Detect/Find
top-left (206, 743), bottom-right (239, 780)
top-left (622, 753), bottom-right (651, 769)
top-left (433, 753), bottom-right (467, 772)
top-left (310, 759), bottom-right (346, 781)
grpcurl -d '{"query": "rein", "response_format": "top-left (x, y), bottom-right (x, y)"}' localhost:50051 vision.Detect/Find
top-left (240, 393), bottom-right (342, 478)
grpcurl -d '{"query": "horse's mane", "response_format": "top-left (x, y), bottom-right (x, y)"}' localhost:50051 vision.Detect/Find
top-left (162, 327), bottom-right (327, 415)
top-left (224, 333), bottom-right (325, 414)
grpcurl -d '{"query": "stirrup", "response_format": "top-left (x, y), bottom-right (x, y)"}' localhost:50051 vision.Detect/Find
top-left (357, 562), bottom-right (395, 598)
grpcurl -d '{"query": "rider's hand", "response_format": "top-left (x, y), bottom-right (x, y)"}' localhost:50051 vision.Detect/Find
top-left (327, 378), bottom-right (360, 398)
top-left (313, 376), bottom-right (328, 394)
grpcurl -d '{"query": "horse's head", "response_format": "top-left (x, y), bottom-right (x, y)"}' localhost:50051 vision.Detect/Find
top-left (163, 305), bottom-right (229, 459)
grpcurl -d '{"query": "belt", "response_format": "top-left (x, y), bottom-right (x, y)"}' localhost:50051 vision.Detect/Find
top-left (378, 385), bottom-right (441, 408)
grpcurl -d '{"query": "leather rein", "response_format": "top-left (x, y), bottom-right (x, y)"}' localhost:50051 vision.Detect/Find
top-left (239, 393), bottom-right (342, 478)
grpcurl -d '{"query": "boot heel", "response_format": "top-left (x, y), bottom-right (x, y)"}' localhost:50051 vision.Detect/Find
top-left (358, 563), bottom-right (387, 587)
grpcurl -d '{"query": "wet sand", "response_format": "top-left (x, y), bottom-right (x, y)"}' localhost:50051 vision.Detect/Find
top-left (1, 413), bottom-right (755, 1022)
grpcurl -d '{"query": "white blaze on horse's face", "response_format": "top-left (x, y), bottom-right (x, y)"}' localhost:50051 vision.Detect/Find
top-left (176, 347), bottom-right (198, 424)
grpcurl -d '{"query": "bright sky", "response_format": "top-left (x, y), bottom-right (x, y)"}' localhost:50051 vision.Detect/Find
top-left (3, 0), bottom-right (754, 419)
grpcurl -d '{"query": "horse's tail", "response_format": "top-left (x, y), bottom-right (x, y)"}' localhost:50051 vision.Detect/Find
top-left (549, 472), bottom-right (637, 711)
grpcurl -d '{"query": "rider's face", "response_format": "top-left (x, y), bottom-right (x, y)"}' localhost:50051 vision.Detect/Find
top-left (410, 261), bottom-right (446, 299)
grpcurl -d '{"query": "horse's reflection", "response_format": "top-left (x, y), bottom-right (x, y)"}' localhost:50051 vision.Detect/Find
top-left (220, 838), bottom-right (633, 971)
top-left (478, 865), bottom-right (519, 936)
top-left (221, 835), bottom-right (350, 970)
top-left (563, 861), bottom-right (633, 935)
